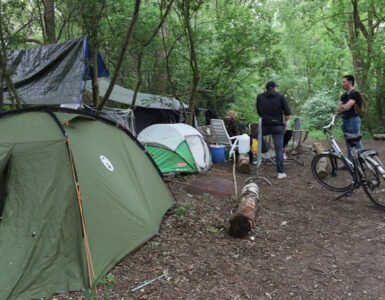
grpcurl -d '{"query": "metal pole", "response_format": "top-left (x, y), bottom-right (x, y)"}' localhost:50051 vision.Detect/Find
top-left (245, 117), bottom-right (272, 185)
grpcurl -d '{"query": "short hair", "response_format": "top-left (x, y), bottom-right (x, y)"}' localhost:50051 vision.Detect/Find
top-left (226, 110), bottom-right (237, 119)
top-left (343, 75), bottom-right (355, 86)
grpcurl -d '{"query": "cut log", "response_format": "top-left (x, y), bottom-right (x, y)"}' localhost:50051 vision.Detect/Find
top-left (238, 153), bottom-right (251, 174)
top-left (312, 142), bottom-right (328, 179)
top-left (229, 183), bottom-right (259, 238)
top-left (373, 134), bottom-right (385, 141)
top-left (312, 142), bottom-right (324, 155)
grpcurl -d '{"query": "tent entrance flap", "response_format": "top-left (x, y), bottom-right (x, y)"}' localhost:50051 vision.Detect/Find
top-left (0, 146), bottom-right (12, 226)
top-left (0, 141), bottom-right (87, 300)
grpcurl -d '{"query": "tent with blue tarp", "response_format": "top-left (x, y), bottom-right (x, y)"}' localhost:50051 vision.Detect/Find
top-left (3, 37), bottom-right (108, 105)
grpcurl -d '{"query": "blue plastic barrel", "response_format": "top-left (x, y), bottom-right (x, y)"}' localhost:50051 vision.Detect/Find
top-left (210, 145), bottom-right (225, 163)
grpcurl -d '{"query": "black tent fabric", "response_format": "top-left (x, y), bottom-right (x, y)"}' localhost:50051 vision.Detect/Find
top-left (134, 107), bottom-right (182, 133)
top-left (3, 38), bottom-right (109, 105)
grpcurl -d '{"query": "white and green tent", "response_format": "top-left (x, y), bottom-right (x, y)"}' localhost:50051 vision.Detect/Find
top-left (138, 124), bottom-right (211, 173)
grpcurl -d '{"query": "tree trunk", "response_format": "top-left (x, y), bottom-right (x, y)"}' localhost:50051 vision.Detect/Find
top-left (97, 0), bottom-right (141, 111)
top-left (0, 13), bottom-right (21, 109)
top-left (130, 0), bottom-right (174, 110)
top-left (43, 0), bottom-right (56, 43)
top-left (181, 0), bottom-right (200, 126)
top-left (229, 183), bottom-right (259, 238)
top-left (90, 43), bottom-right (99, 107)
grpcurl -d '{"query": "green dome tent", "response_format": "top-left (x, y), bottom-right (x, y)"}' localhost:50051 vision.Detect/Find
top-left (0, 107), bottom-right (174, 300)
top-left (138, 123), bottom-right (211, 173)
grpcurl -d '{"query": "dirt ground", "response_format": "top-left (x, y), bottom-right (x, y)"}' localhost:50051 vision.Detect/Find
top-left (52, 139), bottom-right (385, 300)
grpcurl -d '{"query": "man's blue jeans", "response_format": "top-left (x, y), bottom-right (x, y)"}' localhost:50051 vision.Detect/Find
top-left (261, 125), bottom-right (285, 173)
top-left (342, 116), bottom-right (363, 161)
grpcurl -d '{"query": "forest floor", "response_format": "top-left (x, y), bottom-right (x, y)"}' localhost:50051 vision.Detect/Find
top-left (53, 138), bottom-right (385, 300)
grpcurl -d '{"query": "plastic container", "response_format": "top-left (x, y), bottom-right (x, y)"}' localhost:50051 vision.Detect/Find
top-left (210, 145), bottom-right (225, 163)
top-left (238, 134), bottom-right (250, 154)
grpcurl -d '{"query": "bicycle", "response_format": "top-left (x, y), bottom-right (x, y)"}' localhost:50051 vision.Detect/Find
top-left (311, 113), bottom-right (385, 211)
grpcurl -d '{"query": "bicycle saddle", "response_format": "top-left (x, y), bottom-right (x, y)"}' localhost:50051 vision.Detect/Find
top-left (344, 133), bottom-right (362, 143)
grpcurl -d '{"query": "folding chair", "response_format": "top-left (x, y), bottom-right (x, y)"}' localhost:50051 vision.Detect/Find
top-left (285, 118), bottom-right (309, 166)
top-left (210, 119), bottom-right (242, 159)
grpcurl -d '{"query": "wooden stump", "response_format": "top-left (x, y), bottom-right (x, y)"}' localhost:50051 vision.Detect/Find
top-left (373, 134), bottom-right (385, 141)
top-left (229, 183), bottom-right (259, 238)
top-left (238, 153), bottom-right (251, 174)
top-left (312, 142), bottom-right (329, 179)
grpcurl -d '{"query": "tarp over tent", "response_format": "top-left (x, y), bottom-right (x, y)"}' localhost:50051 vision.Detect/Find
top-left (0, 106), bottom-right (174, 300)
top-left (138, 123), bottom-right (211, 173)
top-left (3, 37), bottom-right (108, 105)
top-left (86, 78), bottom-right (187, 110)
top-left (85, 78), bottom-right (188, 133)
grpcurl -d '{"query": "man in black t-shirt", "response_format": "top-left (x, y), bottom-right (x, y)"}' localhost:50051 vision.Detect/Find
top-left (337, 75), bottom-right (363, 160)
top-left (256, 81), bottom-right (291, 179)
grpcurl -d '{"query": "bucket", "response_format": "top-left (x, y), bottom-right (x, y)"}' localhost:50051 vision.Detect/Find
top-left (210, 145), bottom-right (225, 163)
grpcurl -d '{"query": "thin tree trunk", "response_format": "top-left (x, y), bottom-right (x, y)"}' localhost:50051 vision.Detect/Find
top-left (182, 0), bottom-right (200, 126)
top-left (130, 0), bottom-right (174, 109)
top-left (43, 0), bottom-right (56, 43)
top-left (0, 12), bottom-right (21, 109)
top-left (97, 0), bottom-right (141, 111)
top-left (90, 42), bottom-right (99, 107)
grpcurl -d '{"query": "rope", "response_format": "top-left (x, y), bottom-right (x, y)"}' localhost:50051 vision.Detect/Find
top-left (232, 152), bottom-right (238, 201)
top-left (65, 137), bottom-right (96, 288)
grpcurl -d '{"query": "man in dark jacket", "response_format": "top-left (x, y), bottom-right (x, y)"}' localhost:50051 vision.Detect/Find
top-left (256, 81), bottom-right (291, 179)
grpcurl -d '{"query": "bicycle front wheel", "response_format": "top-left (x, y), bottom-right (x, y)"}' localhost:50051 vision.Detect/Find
top-left (361, 160), bottom-right (385, 211)
top-left (311, 153), bottom-right (353, 192)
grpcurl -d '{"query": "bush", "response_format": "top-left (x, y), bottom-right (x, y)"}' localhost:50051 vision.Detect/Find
top-left (301, 90), bottom-right (338, 130)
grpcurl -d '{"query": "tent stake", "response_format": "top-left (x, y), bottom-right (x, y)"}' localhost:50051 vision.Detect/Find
top-left (131, 272), bottom-right (168, 293)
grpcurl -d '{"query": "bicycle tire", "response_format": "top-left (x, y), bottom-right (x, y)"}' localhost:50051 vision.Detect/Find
top-left (311, 153), bottom-right (353, 192)
top-left (361, 158), bottom-right (385, 211)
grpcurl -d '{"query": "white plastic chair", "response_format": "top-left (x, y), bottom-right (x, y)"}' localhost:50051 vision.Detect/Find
top-left (210, 119), bottom-right (242, 159)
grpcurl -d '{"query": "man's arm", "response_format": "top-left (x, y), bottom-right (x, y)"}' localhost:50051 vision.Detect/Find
top-left (256, 96), bottom-right (261, 116)
top-left (282, 96), bottom-right (291, 131)
top-left (338, 99), bottom-right (355, 111)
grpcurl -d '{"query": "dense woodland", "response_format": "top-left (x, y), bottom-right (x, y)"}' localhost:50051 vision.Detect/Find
top-left (0, 0), bottom-right (384, 134)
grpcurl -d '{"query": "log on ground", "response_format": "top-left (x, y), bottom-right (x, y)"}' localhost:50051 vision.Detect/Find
top-left (229, 183), bottom-right (259, 238)
top-left (373, 134), bottom-right (385, 141)
top-left (312, 142), bottom-right (329, 179)
top-left (238, 153), bottom-right (251, 174)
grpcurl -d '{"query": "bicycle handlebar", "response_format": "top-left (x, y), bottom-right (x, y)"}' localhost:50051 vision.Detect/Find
top-left (323, 112), bottom-right (342, 133)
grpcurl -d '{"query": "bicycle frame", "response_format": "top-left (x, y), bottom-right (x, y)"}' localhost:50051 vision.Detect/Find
top-left (322, 113), bottom-right (361, 186)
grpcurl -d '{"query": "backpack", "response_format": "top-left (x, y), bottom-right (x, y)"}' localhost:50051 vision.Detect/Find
top-left (353, 91), bottom-right (369, 118)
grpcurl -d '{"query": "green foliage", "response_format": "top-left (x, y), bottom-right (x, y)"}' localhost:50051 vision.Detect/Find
top-left (82, 273), bottom-right (115, 300)
top-left (301, 90), bottom-right (339, 130)
top-left (176, 202), bottom-right (192, 221)
top-left (205, 226), bottom-right (224, 233)
top-left (1, 0), bottom-right (384, 133)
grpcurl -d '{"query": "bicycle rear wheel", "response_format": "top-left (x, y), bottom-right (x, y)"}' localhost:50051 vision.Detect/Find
top-left (361, 159), bottom-right (385, 211)
top-left (311, 153), bottom-right (353, 192)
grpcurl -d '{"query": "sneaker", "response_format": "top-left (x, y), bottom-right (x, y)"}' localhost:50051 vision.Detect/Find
top-left (277, 173), bottom-right (287, 179)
